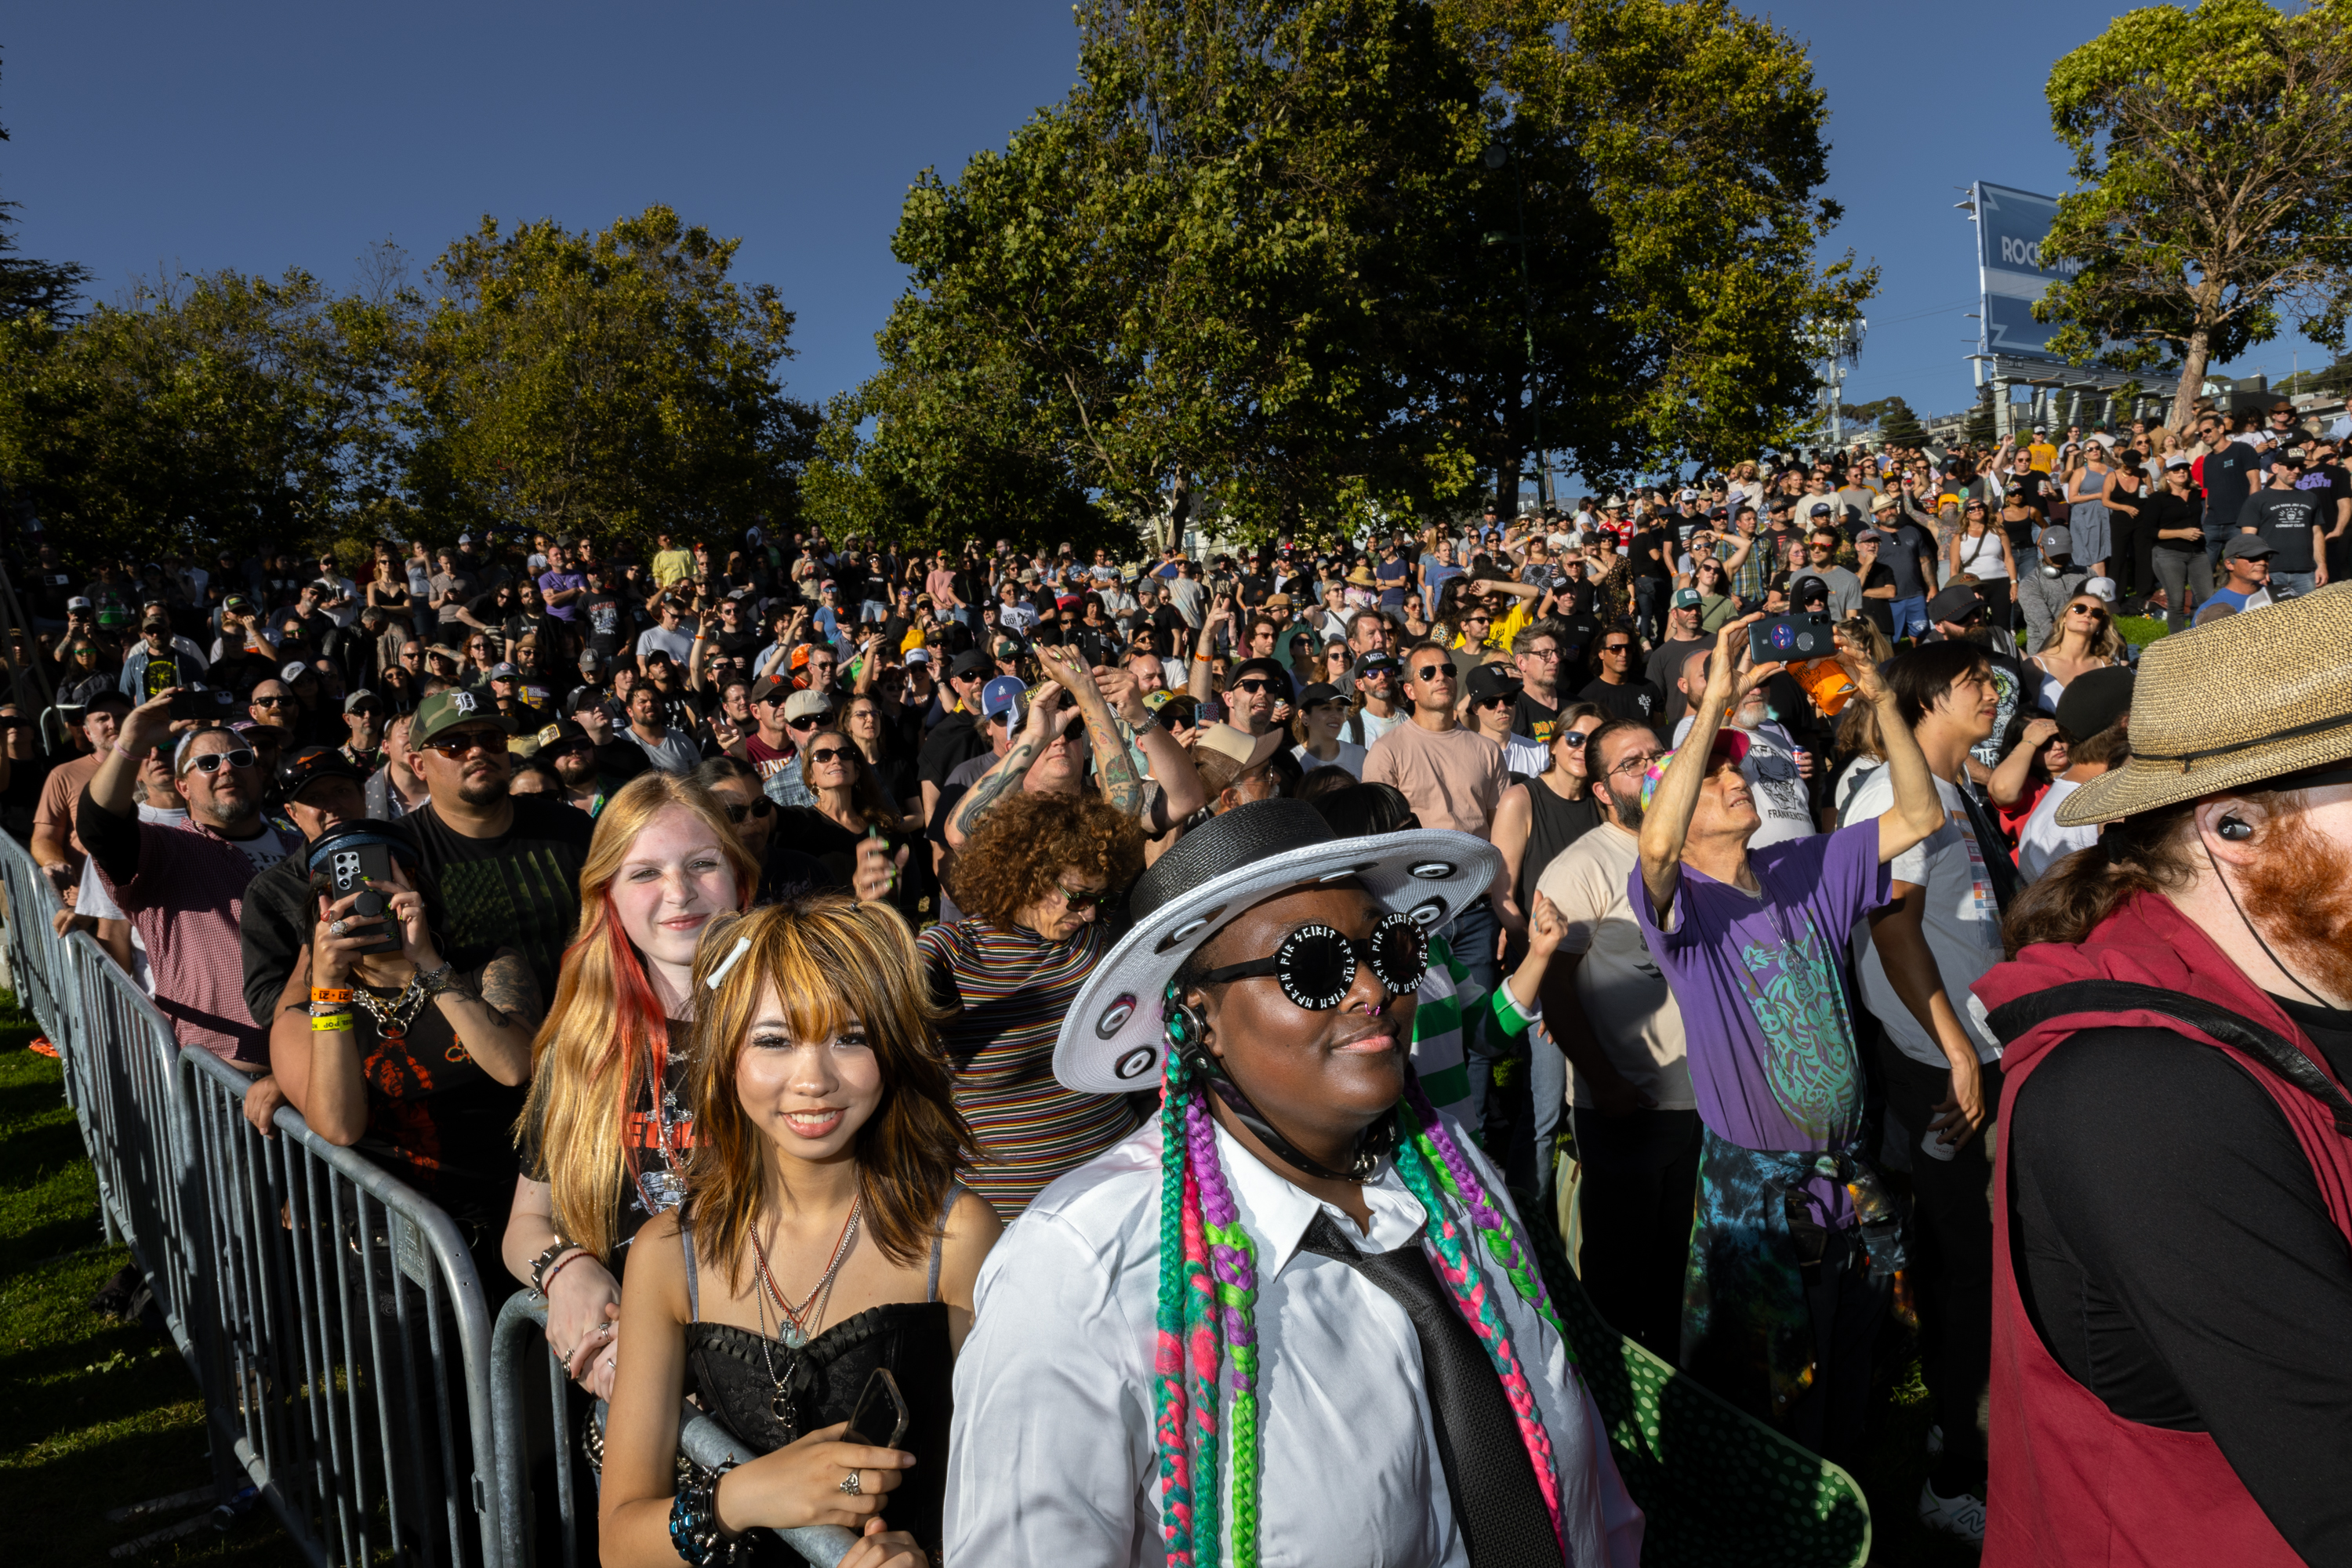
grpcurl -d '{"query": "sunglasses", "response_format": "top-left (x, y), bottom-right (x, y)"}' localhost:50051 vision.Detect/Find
top-left (423, 731), bottom-right (506, 759)
top-left (1055, 882), bottom-right (1106, 912)
top-left (2067, 604), bottom-right (2111, 621)
top-left (724, 797), bottom-right (775, 823)
top-left (1195, 913), bottom-right (1428, 1012)
top-left (184, 748), bottom-right (257, 775)
top-left (1410, 665), bottom-right (1454, 682)
top-left (804, 746), bottom-right (855, 767)
top-left (1557, 731), bottom-right (1590, 749)
top-left (786, 715), bottom-right (826, 731)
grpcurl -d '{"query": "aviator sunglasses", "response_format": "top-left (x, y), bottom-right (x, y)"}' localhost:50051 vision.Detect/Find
top-left (1196, 912), bottom-right (1428, 1011)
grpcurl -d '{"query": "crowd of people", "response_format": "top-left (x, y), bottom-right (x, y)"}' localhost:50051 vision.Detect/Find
top-left (2, 400), bottom-right (2348, 1566)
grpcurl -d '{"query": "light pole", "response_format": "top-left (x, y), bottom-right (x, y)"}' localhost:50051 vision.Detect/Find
top-left (1484, 145), bottom-right (1544, 514)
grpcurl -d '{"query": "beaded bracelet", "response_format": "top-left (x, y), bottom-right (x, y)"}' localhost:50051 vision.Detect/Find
top-left (667, 1462), bottom-right (739, 1566)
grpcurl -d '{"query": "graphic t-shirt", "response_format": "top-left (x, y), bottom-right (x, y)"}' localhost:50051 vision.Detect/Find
top-left (348, 963), bottom-right (530, 1215)
top-left (2238, 487), bottom-right (2329, 574)
top-left (1840, 771), bottom-right (2002, 1070)
top-left (1630, 821), bottom-right (1891, 1156)
top-left (403, 796), bottom-right (595, 1002)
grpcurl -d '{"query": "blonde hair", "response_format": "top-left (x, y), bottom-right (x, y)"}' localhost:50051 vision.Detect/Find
top-left (678, 897), bottom-right (975, 1285)
top-left (517, 771), bottom-right (759, 1260)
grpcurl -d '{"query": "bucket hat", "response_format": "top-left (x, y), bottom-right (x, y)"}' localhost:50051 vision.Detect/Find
top-left (1053, 800), bottom-right (1497, 1094)
top-left (2059, 584), bottom-right (2352, 826)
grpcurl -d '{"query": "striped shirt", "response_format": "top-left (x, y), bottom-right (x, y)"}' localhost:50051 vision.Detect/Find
top-left (919, 918), bottom-right (1143, 1221)
top-left (1410, 935), bottom-right (1539, 1143)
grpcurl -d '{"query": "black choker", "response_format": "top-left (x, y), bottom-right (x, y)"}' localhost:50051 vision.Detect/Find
top-left (1201, 1067), bottom-right (1403, 1182)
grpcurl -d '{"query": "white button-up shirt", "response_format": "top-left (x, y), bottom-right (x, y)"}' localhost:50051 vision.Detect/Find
top-left (946, 1116), bottom-right (1642, 1567)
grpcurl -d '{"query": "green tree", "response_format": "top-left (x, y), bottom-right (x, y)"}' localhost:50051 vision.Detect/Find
top-left (2038, 0), bottom-right (2352, 427)
top-left (1874, 397), bottom-right (1926, 448)
top-left (862, 0), bottom-right (1869, 548)
top-left (402, 205), bottom-right (815, 548)
top-left (0, 264), bottom-right (410, 564)
top-left (1962, 384), bottom-right (1998, 445)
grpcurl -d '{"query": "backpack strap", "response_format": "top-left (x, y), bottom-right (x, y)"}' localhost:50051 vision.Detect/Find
top-left (1987, 978), bottom-right (2352, 1138)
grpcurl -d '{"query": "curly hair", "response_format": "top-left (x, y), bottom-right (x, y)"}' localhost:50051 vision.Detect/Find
top-left (948, 790), bottom-right (1145, 927)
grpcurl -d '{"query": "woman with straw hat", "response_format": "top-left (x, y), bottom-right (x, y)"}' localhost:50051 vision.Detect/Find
top-left (1971, 586), bottom-right (2352, 1566)
top-left (944, 799), bottom-right (1642, 1566)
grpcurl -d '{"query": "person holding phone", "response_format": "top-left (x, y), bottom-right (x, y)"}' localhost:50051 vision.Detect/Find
top-left (600, 897), bottom-right (1001, 1568)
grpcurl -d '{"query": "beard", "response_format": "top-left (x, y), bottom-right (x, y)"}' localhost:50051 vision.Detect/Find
top-left (1604, 777), bottom-right (1645, 833)
top-left (2238, 807), bottom-right (2352, 1005)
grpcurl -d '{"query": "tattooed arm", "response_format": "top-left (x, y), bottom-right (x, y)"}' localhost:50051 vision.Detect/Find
top-left (945, 681), bottom-right (1062, 851)
top-left (425, 948), bottom-right (542, 1087)
top-left (1035, 644), bottom-right (1145, 820)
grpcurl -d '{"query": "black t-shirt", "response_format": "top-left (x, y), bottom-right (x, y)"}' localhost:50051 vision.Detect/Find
top-left (2238, 487), bottom-right (2328, 574)
top-left (1577, 676), bottom-right (1664, 726)
top-left (775, 806), bottom-right (926, 924)
top-left (2009, 999), bottom-right (2352, 1562)
top-left (1630, 529), bottom-right (1673, 581)
top-left (2201, 442), bottom-right (2260, 530)
top-left (345, 963), bottom-right (528, 1222)
top-left (918, 711), bottom-right (989, 793)
top-left (1509, 691), bottom-right (1563, 745)
top-left (1880, 522), bottom-right (1936, 599)
top-left (2005, 469), bottom-right (2054, 512)
top-left (580, 590), bottom-right (628, 657)
top-left (403, 796), bottom-right (595, 1002)
top-left (1857, 563), bottom-right (1896, 637)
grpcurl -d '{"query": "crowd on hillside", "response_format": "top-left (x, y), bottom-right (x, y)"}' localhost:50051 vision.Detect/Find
top-left (1, 396), bottom-right (2347, 1567)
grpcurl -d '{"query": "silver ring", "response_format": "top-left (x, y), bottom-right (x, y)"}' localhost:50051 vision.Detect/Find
top-left (838, 1471), bottom-right (862, 1497)
top-left (329, 920), bottom-right (347, 937)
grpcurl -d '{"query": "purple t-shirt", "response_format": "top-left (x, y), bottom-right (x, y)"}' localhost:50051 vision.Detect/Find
top-left (1629, 822), bottom-right (1890, 1156)
top-left (538, 568), bottom-right (587, 622)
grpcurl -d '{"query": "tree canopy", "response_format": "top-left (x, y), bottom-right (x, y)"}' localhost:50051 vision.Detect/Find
top-left (837, 0), bottom-right (1871, 548)
top-left (2037, 0), bottom-right (2352, 426)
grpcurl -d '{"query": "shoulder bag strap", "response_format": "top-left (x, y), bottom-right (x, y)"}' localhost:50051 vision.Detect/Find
top-left (680, 1217), bottom-right (702, 1322)
top-left (1987, 978), bottom-right (2352, 1137)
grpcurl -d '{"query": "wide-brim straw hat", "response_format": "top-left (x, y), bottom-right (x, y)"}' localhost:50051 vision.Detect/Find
top-left (1054, 800), bottom-right (1498, 1094)
top-left (2059, 583), bottom-right (2352, 826)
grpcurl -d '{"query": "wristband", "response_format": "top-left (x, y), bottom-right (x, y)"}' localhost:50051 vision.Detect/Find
top-left (113, 740), bottom-right (140, 759)
top-left (311, 986), bottom-right (352, 1004)
top-left (539, 1249), bottom-right (590, 1296)
top-left (311, 1012), bottom-right (355, 1033)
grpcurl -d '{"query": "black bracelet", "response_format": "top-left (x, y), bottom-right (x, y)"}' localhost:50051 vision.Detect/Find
top-left (668, 1463), bottom-right (739, 1566)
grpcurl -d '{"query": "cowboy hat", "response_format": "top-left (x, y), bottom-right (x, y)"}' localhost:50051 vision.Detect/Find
top-left (1054, 800), bottom-right (1497, 1094)
top-left (2059, 583), bottom-right (2352, 826)
top-left (1345, 564), bottom-right (1380, 590)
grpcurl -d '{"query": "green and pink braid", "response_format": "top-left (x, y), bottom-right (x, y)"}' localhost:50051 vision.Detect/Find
top-left (1152, 990), bottom-right (1574, 1565)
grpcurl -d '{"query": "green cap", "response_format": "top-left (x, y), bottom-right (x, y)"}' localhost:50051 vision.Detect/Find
top-left (412, 688), bottom-right (516, 746)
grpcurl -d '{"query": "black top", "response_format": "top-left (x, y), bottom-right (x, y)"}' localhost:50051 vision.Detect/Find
top-left (2201, 441), bottom-right (2261, 528)
top-left (1576, 676), bottom-right (1664, 728)
top-left (1509, 691), bottom-right (1563, 746)
top-left (2009, 996), bottom-right (2352, 1561)
top-left (2139, 488), bottom-right (2203, 548)
top-left (2237, 487), bottom-right (2329, 574)
top-left (1515, 777), bottom-right (1603, 923)
top-left (680, 1212), bottom-right (959, 1566)
top-left (775, 806), bottom-right (926, 924)
top-left (403, 796), bottom-right (595, 1002)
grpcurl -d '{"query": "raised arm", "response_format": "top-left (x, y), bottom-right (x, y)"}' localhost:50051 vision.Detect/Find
top-left (1638, 617), bottom-right (1768, 919)
top-left (1839, 626), bottom-right (1945, 862)
top-left (946, 681), bottom-right (1062, 849)
top-left (1089, 658), bottom-right (1205, 829)
top-left (1036, 644), bottom-right (1145, 819)
top-left (1189, 595), bottom-right (1232, 704)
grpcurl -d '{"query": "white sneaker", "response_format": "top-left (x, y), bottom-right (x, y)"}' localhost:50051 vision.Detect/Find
top-left (1918, 1482), bottom-right (1987, 1544)
top-left (1926, 1422), bottom-right (1945, 1456)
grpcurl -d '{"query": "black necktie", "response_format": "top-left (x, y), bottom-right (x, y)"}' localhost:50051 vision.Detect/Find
top-left (1297, 1210), bottom-right (1566, 1568)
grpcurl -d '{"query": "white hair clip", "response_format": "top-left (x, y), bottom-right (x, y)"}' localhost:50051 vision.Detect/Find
top-left (706, 935), bottom-right (753, 992)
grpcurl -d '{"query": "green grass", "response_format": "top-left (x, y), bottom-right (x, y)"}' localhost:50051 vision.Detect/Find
top-left (0, 991), bottom-right (303, 1566)
top-left (2115, 613), bottom-right (2167, 648)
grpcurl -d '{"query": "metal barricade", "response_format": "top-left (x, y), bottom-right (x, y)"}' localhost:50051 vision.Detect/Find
top-left (0, 824), bottom-right (87, 1081)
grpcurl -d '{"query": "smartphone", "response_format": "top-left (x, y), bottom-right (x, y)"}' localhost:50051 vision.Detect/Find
top-left (1197, 699), bottom-right (1225, 724)
top-left (168, 688), bottom-right (237, 722)
top-left (1748, 613), bottom-right (1835, 666)
top-left (320, 833), bottom-right (405, 956)
top-left (842, 1367), bottom-right (909, 1451)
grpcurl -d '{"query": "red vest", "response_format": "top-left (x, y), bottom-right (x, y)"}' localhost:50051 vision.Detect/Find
top-left (1972, 892), bottom-right (2352, 1566)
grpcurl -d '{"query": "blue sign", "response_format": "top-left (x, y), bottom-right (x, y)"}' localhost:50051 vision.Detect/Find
top-left (1975, 183), bottom-right (2085, 363)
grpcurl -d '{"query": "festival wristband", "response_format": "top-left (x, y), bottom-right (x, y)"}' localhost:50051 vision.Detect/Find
top-left (311, 987), bottom-right (352, 1004)
top-left (310, 1012), bottom-right (355, 1033)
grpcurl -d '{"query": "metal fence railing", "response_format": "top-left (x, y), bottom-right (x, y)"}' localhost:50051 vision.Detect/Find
top-left (0, 828), bottom-right (503, 1567)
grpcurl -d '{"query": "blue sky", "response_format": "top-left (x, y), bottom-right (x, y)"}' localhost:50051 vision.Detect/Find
top-left (2, 2), bottom-right (2330, 438)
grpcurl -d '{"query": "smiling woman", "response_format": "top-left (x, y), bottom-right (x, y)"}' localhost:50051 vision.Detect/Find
top-left (500, 771), bottom-right (757, 1405)
top-left (597, 896), bottom-right (998, 1568)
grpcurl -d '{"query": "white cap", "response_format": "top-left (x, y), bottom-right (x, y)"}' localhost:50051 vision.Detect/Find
top-left (2082, 575), bottom-right (2118, 604)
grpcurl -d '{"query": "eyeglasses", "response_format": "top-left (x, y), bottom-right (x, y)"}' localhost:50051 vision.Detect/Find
top-left (1054, 882), bottom-right (1106, 912)
top-left (1195, 913), bottom-right (1428, 1011)
top-left (184, 748), bottom-right (257, 775)
top-left (804, 746), bottom-right (854, 767)
top-left (1606, 749), bottom-right (1666, 780)
top-left (1519, 647), bottom-right (1562, 661)
top-left (724, 797), bottom-right (775, 823)
top-left (423, 731), bottom-right (506, 759)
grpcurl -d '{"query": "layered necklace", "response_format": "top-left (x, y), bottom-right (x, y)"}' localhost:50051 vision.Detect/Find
top-left (750, 1192), bottom-right (864, 1427)
top-left (353, 976), bottom-right (429, 1041)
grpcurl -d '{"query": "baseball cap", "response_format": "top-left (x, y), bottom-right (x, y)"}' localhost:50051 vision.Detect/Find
top-left (412, 688), bottom-right (516, 746)
top-left (904, 647), bottom-right (932, 665)
top-left (1355, 651), bottom-right (1402, 678)
top-left (489, 662), bottom-right (519, 680)
top-left (949, 649), bottom-right (993, 680)
top-left (1806, 501), bottom-right (1834, 517)
top-left (1854, 528), bottom-right (1886, 544)
top-left (782, 690), bottom-right (835, 724)
top-left (1195, 723), bottom-right (1287, 773)
top-left (981, 675), bottom-right (1029, 724)
top-left (2081, 575), bottom-right (2120, 603)
top-left (750, 675), bottom-right (792, 706)
top-left (281, 661), bottom-right (310, 684)
top-left (278, 746), bottom-right (370, 801)
top-left (343, 689), bottom-right (383, 713)
top-left (1790, 574), bottom-right (1831, 606)
top-left (66, 595), bottom-right (93, 612)
top-left (1926, 585), bottom-right (1984, 626)
top-left (1294, 681), bottom-right (1345, 710)
top-left (1671, 586), bottom-right (1703, 609)
top-left (2037, 525), bottom-right (2074, 559)
top-left (535, 718), bottom-right (593, 756)
top-left (1229, 656), bottom-right (1289, 689)
top-left (1464, 663), bottom-right (1523, 705)
top-left (566, 684), bottom-right (608, 715)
